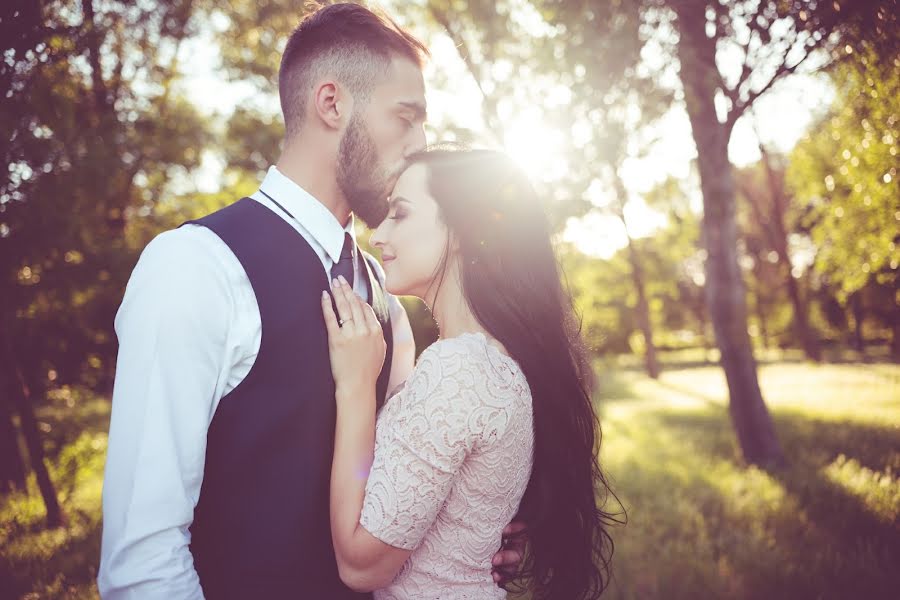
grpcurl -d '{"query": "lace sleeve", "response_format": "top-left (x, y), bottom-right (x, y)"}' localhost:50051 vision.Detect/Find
top-left (359, 339), bottom-right (507, 550)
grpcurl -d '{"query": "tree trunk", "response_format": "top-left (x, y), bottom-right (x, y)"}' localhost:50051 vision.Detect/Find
top-left (2, 335), bottom-right (64, 527)
top-left (756, 142), bottom-right (821, 361)
top-left (752, 276), bottom-right (770, 351)
top-left (891, 316), bottom-right (900, 360)
top-left (0, 391), bottom-right (27, 494)
top-left (781, 266), bottom-right (821, 360)
top-left (849, 292), bottom-right (866, 352)
top-left (627, 237), bottom-right (661, 378)
top-left (13, 367), bottom-right (64, 527)
top-left (612, 176), bottom-right (661, 378)
top-left (81, 0), bottom-right (109, 111)
top-left (673, 2), bottom-right (785, 468)
top-left (689, 283), bottom-right (712, 353)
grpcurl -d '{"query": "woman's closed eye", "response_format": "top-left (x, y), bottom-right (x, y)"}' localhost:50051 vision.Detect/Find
top-left (387, 198), bottom-right (410, 221)
top-left (388, 207), bottom-right (408, 221)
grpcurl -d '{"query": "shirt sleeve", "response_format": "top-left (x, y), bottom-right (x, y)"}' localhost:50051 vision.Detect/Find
top-left (98, 227), bottom-right (235, 599)
top-left (359, 340), bottom-right (489, 550)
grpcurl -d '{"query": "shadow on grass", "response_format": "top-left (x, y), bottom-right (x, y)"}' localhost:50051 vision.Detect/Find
top-left (602, 464), bottom-right (755, 599)
top-left (653, 379), bottom-right (724, 407)
top-left (650, 408), bottom-right (900, 599)
top-left (595, 369), bottom-right (643, 403)
top-left (612, 346), bottom-right (898, 376)
top-left (655, 408), bottom-right (900, 486)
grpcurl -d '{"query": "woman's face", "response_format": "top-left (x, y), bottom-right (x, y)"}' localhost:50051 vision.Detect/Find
top-left (370, 163), bottom-right (450, 298)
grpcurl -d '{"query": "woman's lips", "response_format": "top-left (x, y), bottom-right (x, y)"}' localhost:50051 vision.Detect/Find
top-left (382, 255), bottom-right (396, 264)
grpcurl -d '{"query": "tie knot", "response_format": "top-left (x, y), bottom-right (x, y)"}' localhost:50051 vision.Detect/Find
top-left (340, 232), bottom-right (355, 261)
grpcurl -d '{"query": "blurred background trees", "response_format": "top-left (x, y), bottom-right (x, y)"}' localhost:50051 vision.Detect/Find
top-left (1, 0), bottom-right (209, 524)
top-left (788, 38), bottom-right (899, 356)
top-left (1, 0), bottom-right (897, 575)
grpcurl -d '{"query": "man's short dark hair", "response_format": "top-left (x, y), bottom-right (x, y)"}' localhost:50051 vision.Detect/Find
top-left (279, 2), bottom-right (429, 137)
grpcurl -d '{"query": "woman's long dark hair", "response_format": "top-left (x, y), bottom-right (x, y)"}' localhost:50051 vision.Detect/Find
top-left (408, 147), bottom-right (625, 599)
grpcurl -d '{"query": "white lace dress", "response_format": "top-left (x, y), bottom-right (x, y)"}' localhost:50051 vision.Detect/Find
top-left (359, 332), bottom-right (535, 600)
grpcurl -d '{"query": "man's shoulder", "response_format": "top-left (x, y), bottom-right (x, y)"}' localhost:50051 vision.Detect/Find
top-left (132, 224), bottom-right (240, 293)
top-left (143, 223), bottom-right (228, 262)
top-left (116, 225), bottom-right (239, 332)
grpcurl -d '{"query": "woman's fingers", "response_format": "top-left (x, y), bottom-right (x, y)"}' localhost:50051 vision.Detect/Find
top-left (355, 289), bottom-right (383, 337)
top-left (502, 521), bottom-right (528, 538)
top-left (324, 279), bottom-right (384, 392)
top-left (336, 276), bottom-right (365, 332)
top-left (331, 277), bottom-right (357, 333)
top-left (330, 276), bottom-right (382, 340)
top-left (490, 548), bottom-right (522, 569)
top-left (362, 302), bottom-right (380, 334)
top-left (331, 277), bottom-right (353, 332)
top-left (321, 290), bottom-right (340, 338)
top-left (490, 548), bottom-right (521, 589)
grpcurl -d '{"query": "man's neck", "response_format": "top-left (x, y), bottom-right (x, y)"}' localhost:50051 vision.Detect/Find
top-left (276, 145), bottom-right (352, 227)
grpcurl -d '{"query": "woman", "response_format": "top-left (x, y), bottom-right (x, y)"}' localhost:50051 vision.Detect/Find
top-left (321, 148), bottom-right (620, 599)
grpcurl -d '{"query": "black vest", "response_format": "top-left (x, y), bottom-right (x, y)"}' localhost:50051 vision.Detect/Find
top-left (185, 198), bottom-right (393, 599)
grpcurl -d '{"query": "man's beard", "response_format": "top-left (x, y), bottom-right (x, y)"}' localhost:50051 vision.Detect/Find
top-left (336, 114), bottom-right (394, 228)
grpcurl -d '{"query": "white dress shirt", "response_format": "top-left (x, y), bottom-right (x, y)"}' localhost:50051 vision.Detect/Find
top-left (97, 166), bottom-right (416, 599)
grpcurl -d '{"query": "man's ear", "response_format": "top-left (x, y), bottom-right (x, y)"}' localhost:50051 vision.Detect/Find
top-left (312, 80), bottom-right (352, 130)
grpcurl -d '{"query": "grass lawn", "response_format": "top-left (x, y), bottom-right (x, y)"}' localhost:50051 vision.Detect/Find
top-left (2, 361), bottom-right (898, 599)
top-left (588, 360), bottom-right (899, 600)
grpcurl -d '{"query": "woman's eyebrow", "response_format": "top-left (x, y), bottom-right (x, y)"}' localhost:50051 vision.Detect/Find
top-left (389, 196), bottom-right (411, 207)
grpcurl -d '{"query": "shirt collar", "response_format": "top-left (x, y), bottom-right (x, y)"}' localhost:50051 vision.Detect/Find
top-left (258, 166), bottom-right (356, 264)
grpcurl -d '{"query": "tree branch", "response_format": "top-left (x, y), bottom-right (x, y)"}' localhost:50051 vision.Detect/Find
top-left (428, 8), bottom-right (483, 93)
top-left (426, 5), bottom-right (506, 145)
top-left (728, 1), bottom-right (773, 110)
top-left (81, 0), bottom-right (108, 111)
top-left (725, 33), bottom-right (820, 136)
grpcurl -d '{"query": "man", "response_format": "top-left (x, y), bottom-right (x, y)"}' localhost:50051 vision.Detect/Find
top-left (98, 4), bottom-right (521, 598)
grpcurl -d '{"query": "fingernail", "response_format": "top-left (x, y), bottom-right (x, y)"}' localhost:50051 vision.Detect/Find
top-left (332, 278), bottom-right (338, 288)
top-left (322, 290), bottom-right (328, 299)
top-left (338, 275), bottom-right (347, 285)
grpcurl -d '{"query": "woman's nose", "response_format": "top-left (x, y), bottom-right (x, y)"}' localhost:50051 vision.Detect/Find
top-left (370, 226), bottom-right (385, 249)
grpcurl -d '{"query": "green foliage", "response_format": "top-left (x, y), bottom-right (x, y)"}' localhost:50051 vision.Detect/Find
top-left (223, 107), bottom-right (285, 178)
top-left (788, 45), bottom-right (900, 300)
top-left (1, 0), bottom-right (212, 390)
top-left (203, 0), bottom-right (311, 91)
top-left (563, 244), bottom-right (637, 354)
top-left (562, 193), bottom-right (706, 356)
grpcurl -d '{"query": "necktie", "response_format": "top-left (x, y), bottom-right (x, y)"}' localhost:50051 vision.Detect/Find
top-left (257, 189), bottom-right (356, 292)
top-left (330, 232), bottom-right (355, 290)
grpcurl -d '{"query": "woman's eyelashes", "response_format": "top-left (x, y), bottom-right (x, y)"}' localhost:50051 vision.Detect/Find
top-left (388, 207), bottom-right (408, 221)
